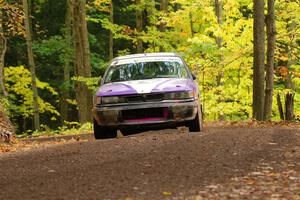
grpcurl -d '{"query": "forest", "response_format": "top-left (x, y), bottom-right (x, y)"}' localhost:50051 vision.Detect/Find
top-left (0, 0), bottom-right (299, 134)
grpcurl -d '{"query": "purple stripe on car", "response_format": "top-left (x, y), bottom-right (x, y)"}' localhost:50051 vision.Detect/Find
top-left (97, 83), bottom-right (138, 96)
top-left (97, 78), bottom-right (197, 97)
top-left (152, 78), bottom-right (193, 92)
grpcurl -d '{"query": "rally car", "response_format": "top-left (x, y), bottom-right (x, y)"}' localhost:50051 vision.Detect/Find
top-left (92, 53), bottom-right (203, 139)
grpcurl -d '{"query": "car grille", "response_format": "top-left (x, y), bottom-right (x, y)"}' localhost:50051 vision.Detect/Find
top-left (124, 93), bottom-right (164, 103)
top-left (122, 107), bottom-right (167, 121)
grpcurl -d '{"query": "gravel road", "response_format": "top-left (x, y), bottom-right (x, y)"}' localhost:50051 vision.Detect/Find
top-left (0, 126), bottom-right (299, 200)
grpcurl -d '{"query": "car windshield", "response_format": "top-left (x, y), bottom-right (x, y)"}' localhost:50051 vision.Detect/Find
top-left (104, 59), bottom-right (189, 83)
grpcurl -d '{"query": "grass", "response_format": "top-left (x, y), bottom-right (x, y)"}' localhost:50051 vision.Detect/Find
top-left (17, 122), bottom-right (93, 138)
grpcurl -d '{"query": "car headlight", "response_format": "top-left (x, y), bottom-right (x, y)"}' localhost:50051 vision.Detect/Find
top-left (164, 91), bottom-right (194, 100)
top-left (94, 96), bottom-right (101, 105)
top-left (101, 96), bottom-right (125, 104)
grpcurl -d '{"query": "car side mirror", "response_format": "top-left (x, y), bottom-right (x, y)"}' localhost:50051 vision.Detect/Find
top-left (192, 74), bottom-right (197, 80)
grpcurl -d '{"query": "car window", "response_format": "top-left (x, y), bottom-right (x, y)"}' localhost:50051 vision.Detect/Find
top-left (105, 60), bottom-right (189, 83)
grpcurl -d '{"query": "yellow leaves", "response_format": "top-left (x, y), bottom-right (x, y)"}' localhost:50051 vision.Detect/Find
top-left (295, 72), bottom-right (300, 78)
top-left (244, 177), bottom-right (256, 185)
top-left (188, 35), bottom-right (214, 44)
top-left (94, 0), bottom-right (111, 6)
top-left (276, 0), bottom-right (300, 61)
top-left (4, 66), bottom-right (59, 118)
top-left (71, 76), bottom-right (100, 92)
top-left (224, 0), bottom-right (243, 18)
top-left (162, 191), bottom-right (172, 196)
top-left (278, 66), bottom-right (289, 78)
top-left (278, 53), bottom-right (289, 62)
top-left (66, 99), bottom-right (77, 106)
top-left (122, 25), bottom-right (135, 37)
top-left (179, 31), bottom-right (188, 37)
top-left (267, 172), bottom-right (280, 178)
top-left (1, 2), bottom-right (25, 37)
top-left (36, 80), bottom-right (58, 96)
top-left (93, 0), bottom-right (111, 13)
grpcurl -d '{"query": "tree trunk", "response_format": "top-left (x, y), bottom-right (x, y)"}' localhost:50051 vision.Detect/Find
top-left (214, 0), bottom-right (225, 121)
top-left (61, 0), bottom-right (74, 124)
top-left (276, 94), bottom-right (284, 120)
top-left (23, 0), bottom-right (40, 131)
top-left (189, 12), bottom-right (195, 37)
top-left (72, 0), bottom-right (93, 124)
top-left (284, 58), bottom-right (295, 121)
top-left (136, 0), bottom-right (143, 53)
top-left (283, 20), bottom-right (296, 121)
top-left (252, 0), bottom-right (265, 121)
top-left (0, 7), bottom-right (8, 97)
top-left (159, 0), bottom-right (168, 52)
top-left (147, 0), bottom-right (156, 51)
top-left (263, 0), bottom-right (275, 121)
top-left (215, 0), bottom-right (222, 49)
top-left (285, 92), bottom-right (294, 121)
top-left (109, 0), bottom-right (114, 60)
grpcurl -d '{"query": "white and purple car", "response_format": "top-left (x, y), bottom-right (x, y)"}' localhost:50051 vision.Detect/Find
top-left (92, 53), bottom-right (203, 139)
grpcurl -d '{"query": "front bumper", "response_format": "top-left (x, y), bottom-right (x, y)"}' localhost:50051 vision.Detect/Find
top-left (92, 99), bottom-right (198, 127)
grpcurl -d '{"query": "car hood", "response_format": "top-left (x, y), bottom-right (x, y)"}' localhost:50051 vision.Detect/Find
top-left (97, 78), bottom-right (196, 96)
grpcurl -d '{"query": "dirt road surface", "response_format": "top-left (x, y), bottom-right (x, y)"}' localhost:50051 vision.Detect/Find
top-left (0, 126), bottom-right (300, 200)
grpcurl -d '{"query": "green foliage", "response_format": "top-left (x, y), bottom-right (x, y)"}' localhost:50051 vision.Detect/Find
top-left (4, 66), bottom-right (59, 119)
top-left (138, 0), bottom-right (299, 120)
top-left (0, 97), bottom-right (10, 116)
top-left (33, 35), bottom-right (71, 65)
top-left (71, 76), bottom-right (100, 92)
top-left (150, 0), bottom-right (255, 120)
top-left (20, 122), bottom-right (93, 137)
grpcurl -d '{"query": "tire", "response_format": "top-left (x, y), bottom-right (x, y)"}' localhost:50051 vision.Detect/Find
top-left (93, 119), bottom-right (117, 139)
top-left (188, 105), bottom-right (203, 132)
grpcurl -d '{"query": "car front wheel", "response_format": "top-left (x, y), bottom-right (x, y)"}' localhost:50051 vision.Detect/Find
top-left (187, 106), bottom-right (203, 132)
top-left (93, 119), bottom-right (117, 139)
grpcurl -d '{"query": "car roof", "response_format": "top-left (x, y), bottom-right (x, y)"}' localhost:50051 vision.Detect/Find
top-left (111, 52), bottom-right (181, 62)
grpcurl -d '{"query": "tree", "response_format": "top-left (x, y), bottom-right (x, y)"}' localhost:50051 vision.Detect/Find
top-left (136, 0), bottom-right (143, 53)
top-left (263, 0), bottom-right (275, 121)
top-left (60, 0), bottom-right (74, 124)
top-left (214, 0), bottom-right (225, 120)
top-left (159, 0), bottom-right (168, 52)
top-left (284, 26), bottom-right (295, 121)
top-left (0, 1), bottom-right (24, 97)
top-left (72, 0), bottom-right (93, 123)
top-left (284, 15), bottom-right (297, 121)
top-left (252, 0), bottom-right (265, 121)
top-left (109, 0), bottom-right (113, 60)
top-left (275, 0), bottom-right (300, 121)
top-left (4, 66), bottom-right (59, 132)
top-left (23, 0), bottom-right (40, 131)
top-left (214, 0), bottom-right (222, 50)
top-left (0, 5), bottom-right (7, 97)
